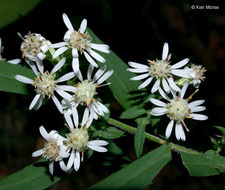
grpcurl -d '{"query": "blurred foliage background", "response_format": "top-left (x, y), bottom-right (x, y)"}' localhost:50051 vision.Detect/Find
top-left (0, 0), bottom-right (225, 189)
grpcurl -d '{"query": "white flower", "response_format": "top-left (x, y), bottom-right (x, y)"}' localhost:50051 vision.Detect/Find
top-left (127, 42), bottom-right (190, 93)
top-left (52, 13), bottom-right (110, 73)
top-left (0, 37), bottom-right (21, 64)
top-left (149, 84), bottom-right (208, 141)
top-left (15, 58), bottom-right (76, 113)
top-left (63, 64), bottom-right (113, 120)
top-left (185, 64), bottom-right (206, 88)
top-left (64, 111), bottom-right (108, 171)
top-left (18, 32), bottom-right (51, 62)
top-left (32, 126), bottom-right (69, 175)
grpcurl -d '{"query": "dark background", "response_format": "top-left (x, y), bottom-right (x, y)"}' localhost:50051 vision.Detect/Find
top-left (0, 0), bottom-right (225, 189)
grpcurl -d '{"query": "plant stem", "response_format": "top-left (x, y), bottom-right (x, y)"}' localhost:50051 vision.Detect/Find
top-left (108, 117), bottom-right (201, 155)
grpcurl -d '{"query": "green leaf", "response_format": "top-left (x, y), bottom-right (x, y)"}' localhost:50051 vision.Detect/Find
top-left (0, 0), bottom-right (42, 29)
top-left (102, 127), bottom-right (125, 139)
top-left (0, 159), bottom-right (60, 190)
top-left (88, 145), bottom-right (171, 190)
top-left (181, 151), bottom-right (225, 176)
top-left (214, 126), bottom-right (225, 135)
top-left (87, 28), bottom-right (142, 109)
top-left (134, 124), bottom-right (146, 158)
top-left (108, 140), bottom-right (123, 155)
top-left (120, 106), bottom-right (146, 119)
top-left (0, 61), bottom-right (34, 94)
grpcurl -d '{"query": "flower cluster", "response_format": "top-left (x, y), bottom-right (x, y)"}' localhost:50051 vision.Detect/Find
top-left (14, 13), bottom-right (112, 175)
top-left (128, 42), bottom-right (207, 141)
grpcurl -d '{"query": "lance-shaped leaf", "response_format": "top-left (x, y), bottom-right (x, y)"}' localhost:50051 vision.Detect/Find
top-left (0, 159), bottom-right (61, 190)
top-left (0, 61), bottom-right (34, 94)
top-left (88, 145), bottom-right (171, 190)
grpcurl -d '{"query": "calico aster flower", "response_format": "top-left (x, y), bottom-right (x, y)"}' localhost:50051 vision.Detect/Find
top-left (150, 84), bottom-right (208, 141)
top-left (32, 126), bottom-right (69, 175)
top-left (62, 64), bottom-right (113, 120)
top-left (18, 32), bottom-right (51, 62)
top-left (0, 37), bottom-right (21, 64)
top-left (127, 42), bottom-right (190, 93)
top-left (15, 58), bottom-right (76, 113)
top-left (52, 13), bottom-right (110, 73)
top-left (64, 111), bottom-right (108, 171)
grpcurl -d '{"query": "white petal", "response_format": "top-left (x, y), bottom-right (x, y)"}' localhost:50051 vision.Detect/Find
top-left (39, 126), bottom-right (50, 141)
top-left (90, 43), bottom-right (109, 53)
top-left (52, 95), bottom-right (63, 113)
top-left (138, 77), bottom-right (153, 89)
top-left (158, 87), bottom-right (170, 101)
top-left (93, 65), bottom-right (106, 82)
top-left (59, 160), bottom-right (68, 172)
top-left (76, 70), bottom-right (83, 81)
top-left (176, 123), bottom-right (186, 141)
top-left (171, 69), bottom-right (190, 78)
top-left (81, 107), bottom-right (90, 127)
top-left (7, 59), bottom-right (21, 64)
top-left (128, 62), bottom-right (149, 69)
top-left (64, 30), bottom-right (73, 41)
top-left (0, 37), bottom-right (2, 49)
top-left (74, 151), bottom-right (80, 171)
top-left (175, 123), bottom-right (183, 141)
top-left (189, 114), bottom-right (208, 120)
top-left (62, 13), bottom-right (74, 30)
top-left (56, 72), bottom-right (75, 83)
top-left (165, 120), bottom-right (174, 138)
top-left (180, 83), bottom-right (189, 99)
top-left (25, 59), bottom-right (39, 75)
top-left (88, 140), bottom-right (108, 146)
top-left (51, 42), bottom-right (67, 48)
top-left (84, 51), bottom-right (98, 67)
top-left (56, 89), bottom-right (73, 100)
top-left (67, 151), bottom-right (75, 170)
top-left (150, 107), bottom-right (168, 116)
top-left (72, 107), bottom-right (79, 128)
top-left (72, 57), bottom-right (79, 73)
top-left (149, 98), bottom-right (166, 107)
top-left (151, 79), bottom-right (160, 93)
top-left (162, 42), bottom-right (169, 60)
top-left (190, 106), bottom-right (206, 112)
top-left (72, 48), bottom-right (78, 58)
top-left (37, 52), bottom-right (46, 60)
top-left (49, 162), bottom-right (54, 175)
top-left (32, 149), bottom-right (45, 157)
top-left (87, 64), bottom-right (94, 80)
top-left (188, 100), bottom-right (205, 108)
top-left (96, 101), bottom-right (109, 113)
top-left (167, 77), bottom-right (180, 91)
top-left (57, 85), bottom-right (77, 92)
top-left (130, 73), bottom-right (149, 81)
top-left (97, 70), bottom-right (113, 85)
top-left (162, 78), bottom-right (170, 93)
top-left (33, 95), bottom-right (43, 111)
top-left (29, 94), bottom-right (41, 110)
top-left (171, 58), bottom-right (189, 69)
top-left (86, 112), bottom-right (94, 128)
top-left (64, 111), bottom-right (74, 129)
top-left (79, 18), bottom-right (87, 34)
top-left (51, 58), bottom-right (66, 74)
top-left (88, 50), bottom-right (105, 63)
top-left (53, 47), bottom-right (69, 59)
top-left (88, 144), bottom-right (108, 152)
top-left (127, 68), bottom-right (149, 73)
top-left (36, 59), bottom-right (44, 74)
top-left (15, 75), bottom-right (33, 84)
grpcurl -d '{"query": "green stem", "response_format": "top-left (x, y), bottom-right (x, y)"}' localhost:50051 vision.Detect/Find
top-left (108, 118), bottom-right (201, 155)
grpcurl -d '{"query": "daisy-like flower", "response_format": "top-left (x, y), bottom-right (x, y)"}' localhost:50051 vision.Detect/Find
top-left (0, 37), bottom-right (21, 64)
top-left (15, 58), bottom-right (76, 113)
top-left (149, 84), bottom-right (208, 141)
top-left (32, 126), bottom-right (69, 175)
top-left (185, 64), bottom-right (206, 88)
top-left (127, 42), bottom-right (190, 93)
top-left (64, 111), bottom-right (108, 171)
top-left (63, 64), bottom-right (113, 121)
top-left (18, 32), bottom-right (51, 62)
top-left (52, 13), bottom-right (110, 73)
